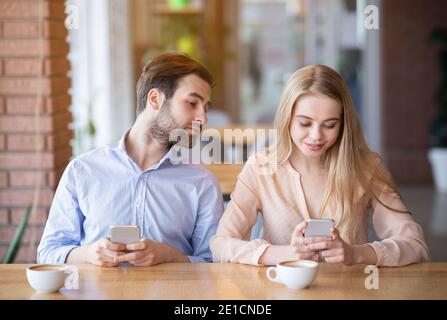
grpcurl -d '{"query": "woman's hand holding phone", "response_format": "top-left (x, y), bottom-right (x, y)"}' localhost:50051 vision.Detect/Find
top-left (303, 224), bottom-right (356, 265)
top-left (290, 221), bottom-right (329, 262)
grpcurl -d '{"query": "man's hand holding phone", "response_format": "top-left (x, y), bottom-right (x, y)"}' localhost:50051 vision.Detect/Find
top-left (109, 225), bottom-right (189, 266)
top-left (85, 237), bottom-right (127, 267)
top-left (112, 239), bottom-right (189, 266)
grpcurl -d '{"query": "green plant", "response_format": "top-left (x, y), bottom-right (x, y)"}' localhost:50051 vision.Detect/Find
top-left (429, 28), bottom-right (447, 147)
top-left (141, 14), bottom-right (202, 65)
top-left (2, 207), bottom-right (31, 264)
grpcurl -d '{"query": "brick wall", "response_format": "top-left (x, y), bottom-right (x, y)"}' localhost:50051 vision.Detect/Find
top-left (0, 0), bottom-right (72, 262)
top-left (382, 0), bottom-right (447, 183)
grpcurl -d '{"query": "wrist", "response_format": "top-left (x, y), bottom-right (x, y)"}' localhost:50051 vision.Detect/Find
top-left (352, 244), bottom-right (377, 265)
top-left (161, 243), bottom-right (188, 263)
top-left (258, 245), bottom-right (292, 266)
top-left (66, 245), bottom-right (88, 264)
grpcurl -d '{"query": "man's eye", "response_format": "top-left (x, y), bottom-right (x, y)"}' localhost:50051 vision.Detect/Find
top-left (187, 101), bottom-right (197, 107)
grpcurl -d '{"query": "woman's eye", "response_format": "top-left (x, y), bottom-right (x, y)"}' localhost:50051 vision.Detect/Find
top-left (299, 122), bottom-right (311, 127)
top-left (324, 123), bottom-right (336, 129)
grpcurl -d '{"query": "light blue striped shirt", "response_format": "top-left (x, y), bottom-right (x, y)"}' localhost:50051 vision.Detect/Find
top-left (37, 131), bottom-right (224, 264)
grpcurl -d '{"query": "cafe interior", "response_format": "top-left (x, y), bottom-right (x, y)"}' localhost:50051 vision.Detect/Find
top-left (0, 0), bottom-right (446, 267)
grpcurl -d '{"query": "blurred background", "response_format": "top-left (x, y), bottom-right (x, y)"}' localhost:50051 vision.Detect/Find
top-left (0, 0), bottom-right (446, 263)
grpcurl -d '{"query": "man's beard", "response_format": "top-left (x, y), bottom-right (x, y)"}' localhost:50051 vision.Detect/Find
top-left (146, 101), bottom-right (198, 149)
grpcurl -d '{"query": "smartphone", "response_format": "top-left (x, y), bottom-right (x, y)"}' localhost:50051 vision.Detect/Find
top-left (304, 219), bottom-right (334, 238)
top-left (110, 225), bottom-right (141, 245)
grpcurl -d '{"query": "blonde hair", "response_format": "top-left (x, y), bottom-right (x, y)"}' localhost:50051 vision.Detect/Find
top-left (270, 65), bottom-right (407, 243)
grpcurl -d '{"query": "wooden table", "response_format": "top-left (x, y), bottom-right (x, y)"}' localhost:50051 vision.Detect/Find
top-left (1, 263), bottom-right (446, 300)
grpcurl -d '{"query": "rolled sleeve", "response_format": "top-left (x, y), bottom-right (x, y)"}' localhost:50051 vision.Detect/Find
top-left (370, 189), bottom-right (430, 266)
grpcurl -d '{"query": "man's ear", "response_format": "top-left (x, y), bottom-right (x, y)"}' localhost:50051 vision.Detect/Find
top-left (146, 88), bottom-right (165, 111)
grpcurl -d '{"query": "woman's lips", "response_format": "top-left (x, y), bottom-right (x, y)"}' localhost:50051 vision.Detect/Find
top-left (305, 142), bottom-right (324, 151)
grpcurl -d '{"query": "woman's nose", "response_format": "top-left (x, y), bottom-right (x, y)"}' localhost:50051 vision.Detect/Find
top-left (309, 125), bottom-right (321, 140)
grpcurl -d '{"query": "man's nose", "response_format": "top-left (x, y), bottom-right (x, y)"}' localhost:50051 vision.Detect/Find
top-left (195, 108), bottom-right (207, 125)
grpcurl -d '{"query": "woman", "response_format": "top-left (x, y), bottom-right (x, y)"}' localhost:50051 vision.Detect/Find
top-left (210, 65), bottom-right (430, 267)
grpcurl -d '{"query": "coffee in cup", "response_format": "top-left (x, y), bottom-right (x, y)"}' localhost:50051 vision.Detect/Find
top-left (266, 260), bottom-right (318, 289)
top-left (26, 264), bottom-right (79, 293)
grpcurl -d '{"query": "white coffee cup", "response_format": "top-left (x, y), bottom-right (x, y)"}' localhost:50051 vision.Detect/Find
top-left (266, 260), bottom-right (318, 289)
top-left (26, 264), bottom-right (79, 293)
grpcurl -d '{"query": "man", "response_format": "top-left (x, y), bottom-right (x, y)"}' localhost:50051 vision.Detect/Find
top-left (37, 53), bottom-right (224, 266)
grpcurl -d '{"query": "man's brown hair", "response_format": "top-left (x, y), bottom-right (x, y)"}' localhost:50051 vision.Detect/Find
top-left (136, 52), bottom-right (214, 115)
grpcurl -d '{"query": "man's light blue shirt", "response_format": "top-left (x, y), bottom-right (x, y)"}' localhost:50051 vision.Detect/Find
top-left (37, 131), bottom-right (224, 264)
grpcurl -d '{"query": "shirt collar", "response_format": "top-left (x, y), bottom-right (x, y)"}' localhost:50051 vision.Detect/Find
top-left (116, 128), bottom-right (177, 172)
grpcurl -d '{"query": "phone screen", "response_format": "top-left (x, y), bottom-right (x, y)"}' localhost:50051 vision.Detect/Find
top-left (110, 225), bottom-right (141, 245)
top-left (304, 219), bottom-right (334, 238)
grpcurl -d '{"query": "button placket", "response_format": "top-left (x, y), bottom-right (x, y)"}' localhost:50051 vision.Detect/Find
top-left (134, 174), bottom-right (145, 226)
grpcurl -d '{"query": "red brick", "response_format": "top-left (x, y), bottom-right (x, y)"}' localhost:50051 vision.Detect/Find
top-left (14, 243), bottom-right (38, 263)
top-left (0, 59), bottom-right (3, 75)
top-left (0, 171), bottom-right (8, 188)
top-left (0, 208), bottom-right (9, 224)
top-left (11, 207), bottom-right (48, 225)
top-left (0, 39), bottom-right (42, 57)
top-left (46, 94), bottom-right (70, 114)
top-left (4, 58), bottom-right (43, 76)
top-left (0, 112), bottom-right (72, 133)
top-left (0, 98), bottom-right (4, 114)
top-left (0, 1), bottom-right (65, 19)
top-left (48, 76), bottom-right (71, 95)
top-left (0, 76), bottom-right (70, 95)
top-left (2, 21), bottom-right (40, 38)
top-left (23, 226), bottom-right (45, 244)
top-left (0, 1), bottom-right (39, 19)
top-left (0, 171), bottom-right (7, 187)
top-left (0, 134), bottom-right (5, 151)
top-left (0, 39), bottom-right (69, 57)
top-left (45, 1), bottom-right (66, 19)
top-left (0, 246), bottom-right (7, 261)
top-left (54, 146), bottom-right (72, 167)
top-left (0, 115), bottom-right (48, 133)
top-left (48, 167), bottom-right (65, 187)
top-left (44, 20), bottom-right (68, 39)
top-left (44, 57), bottom-right (70, 76)
top-left (46, 130), bottom-right (73, 150)
top-left (46, 39), bottom-right (70, 56)
top-left (9, 171), bottom-right (47, 188)
top-left (0, 189), bottom-right (54, 206)
top-left (0, 226), bottom-right (15, 243)
top-left (0, 153), bottom-right (54, 169)
top-left (6, 97), bottom-right (45, 114)
top-left (7, 134), bottom-right (45, 151)
top-left (0, 78), bottom-right (41, 95)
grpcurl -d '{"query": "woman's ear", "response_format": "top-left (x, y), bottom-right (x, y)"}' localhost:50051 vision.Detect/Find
top-left (146, 88), bottom-right (165, 111)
